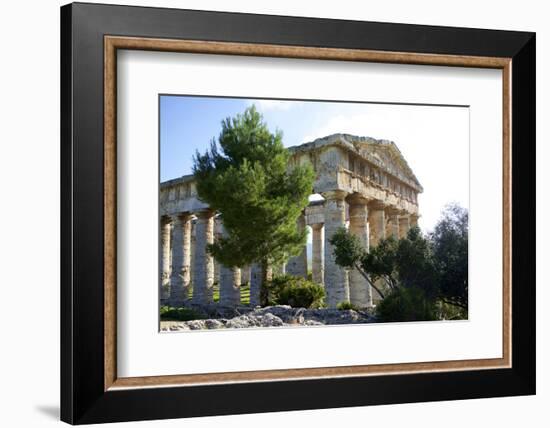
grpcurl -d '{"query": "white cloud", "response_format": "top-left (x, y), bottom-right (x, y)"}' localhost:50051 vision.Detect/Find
top-left (301, 113), bottom-right (374, 143)
top-left (248, 99), bottom-right (300, 112)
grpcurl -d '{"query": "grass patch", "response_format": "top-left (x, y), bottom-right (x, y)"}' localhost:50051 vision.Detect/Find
top-left (336, 301), bottom-right (359, 311)
top-left (160, 306), bottom-right (205, 321)
top-left (185, 282), bottom-right (251, 306)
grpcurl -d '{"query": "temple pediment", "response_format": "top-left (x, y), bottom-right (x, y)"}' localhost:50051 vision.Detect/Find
top-left (351, 137), bottom-right (423, 192)
top-left (289, 134), bottom-right (422, 192)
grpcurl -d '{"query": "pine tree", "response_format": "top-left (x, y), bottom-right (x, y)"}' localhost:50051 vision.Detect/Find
top-left (193, 105), bottom-right (315, 306)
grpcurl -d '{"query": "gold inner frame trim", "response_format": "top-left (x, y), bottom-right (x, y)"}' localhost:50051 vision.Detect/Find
top-left (104, 35), bottom-right (512, 391)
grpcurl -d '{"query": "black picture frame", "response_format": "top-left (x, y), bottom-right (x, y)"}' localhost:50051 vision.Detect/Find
top-left (61, 2), bottom-right (535, 424)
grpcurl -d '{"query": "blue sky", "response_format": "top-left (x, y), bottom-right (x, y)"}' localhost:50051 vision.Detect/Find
top-left (160, 95), bottom-right (469, 232)
top-left (160, 96), bottom-right (353, 181)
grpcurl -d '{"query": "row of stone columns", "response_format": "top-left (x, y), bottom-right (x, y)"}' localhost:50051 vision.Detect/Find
top-left (161, 210), bottom-right (266, 307)
top-left (161, 200), bottom-right (416, 309)
top-left (167, 214), bottom-right (192, 305)
top-left (386, 210), bottom-right (415, 240)
top-left (162, 210), bottom-right (221, 306)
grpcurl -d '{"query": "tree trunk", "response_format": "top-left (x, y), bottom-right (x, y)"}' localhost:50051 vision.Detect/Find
top-left (259, 259), bottom-right (273, 307)
top-left (353, 262), bottom-right (385, 299)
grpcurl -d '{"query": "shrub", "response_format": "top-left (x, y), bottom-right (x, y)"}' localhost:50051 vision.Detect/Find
top-left (266, 275), bottom-right (291, 304)
top-left (267, 274), bottom-right (325, 308)
top-left (336, 301), bottom-right (358, 311)
top-left (376, 287), bottom-right (437, 322)
top-left (160, 306), bottom-right (205, 321)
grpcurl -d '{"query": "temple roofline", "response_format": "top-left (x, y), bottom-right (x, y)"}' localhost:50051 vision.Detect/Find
top-left (160, 133), bottom-right (423, 194)
top-left (161, 174), bottom-right (195, 189)
top-left (288, 133), bottom-right (423, 192)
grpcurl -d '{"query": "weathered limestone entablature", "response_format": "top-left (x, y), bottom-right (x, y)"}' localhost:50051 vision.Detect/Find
top-left (160, 174), bottom-right (209, 217)
top-left (287, 133), bottom-right (422, 216)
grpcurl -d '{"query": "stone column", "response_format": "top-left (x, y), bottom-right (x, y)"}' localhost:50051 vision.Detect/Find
top-left (218, 223), bottom-right (241, 307)
top-left (190, 221), bottom-right (196, 288)
top-left (169, 214), bottom-right (192, 305)
top-left (410, 214), bottom-right (419, 228)
top-left (240, 265), bottom-right (251, 284)
top-left (286, 213), bottom-right (308, 278)
top-left (322, 190), bottom-right (349, 308)
top-left (368, 201), bottom-right (387, 304)
top-left (219, 265), bottom-right (241, 307)
top-left (348, 196), bottom-right (372, 308)
top-left (160, 216), bottom-right (172, 301)
top-left (311, 223), bottom-right (324, 285)
top-left (368, 201), bottom-right (386, 247)
top-left (399, 215), bottom-right (411, 239)
top-left (386, 208), bottom-right (400, 239)
top-left (213, 217), bottom-right (223, 286)
top-left (192, 210), bottom-right (215, 304)
top-left (249, 264), bottom-right (262, 307)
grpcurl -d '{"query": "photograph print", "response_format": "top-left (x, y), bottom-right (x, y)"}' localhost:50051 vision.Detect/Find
top-left (159, 96), bottom-right (469, 332)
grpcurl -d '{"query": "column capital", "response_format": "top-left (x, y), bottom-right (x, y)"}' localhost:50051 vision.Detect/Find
top-left (171, 212), bottom-right (192, 222)
top-left (409, 213), bottom-right (420, 227)
top-left (311, 223), bottom-right (324, 231)
top-left (195, 209), bottom-right (216, 219)
top-left (347, 192), bottom-right (370, 205)
top-left (385, 206), bottom-right (403, 216)
top-left (322, 190), bottom-right (348, 201)
top-left (368, 199), bottom-right (386, 210)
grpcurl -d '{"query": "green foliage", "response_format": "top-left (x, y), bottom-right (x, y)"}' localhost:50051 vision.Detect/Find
top-left (265, 274), bottom-right (291, 304)
top-left (329, 228), bottom-right (388, 299)
top-left (193, 106), bottom-right (314, 268)
top-left (376, 287), bottom-right (437, 322)
top-left (395, 227), bottom-right (439, 299)
top-left (159, 306), bottom-right (205, 322)
top-left (361, 227), bottom-right (438, 297)
top-left (277, 283), bottom-right (325, 309)
top-left (267, 274), bottom-right (325, 308)
top-left (329, 227), bottom-right (366, 269)
top-left (330, 226), bottom-right (438, 300)
top-left (430, 204), bottom-right (468, 311)
top-left (329, 204), bottom-right (469, 319)
top-left (336, 301), bottom-right (358, 311)
top-left (361, 235), bottom-right (400, 287)
top-left (193, 106), bottom-right (315, 305)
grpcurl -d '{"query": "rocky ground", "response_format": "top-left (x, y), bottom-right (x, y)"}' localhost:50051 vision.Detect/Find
top-left (160, 305), bottom-right (376, 331)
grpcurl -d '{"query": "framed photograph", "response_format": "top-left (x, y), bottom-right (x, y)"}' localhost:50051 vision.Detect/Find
top-left (61, 2), bottom-right (535, 424)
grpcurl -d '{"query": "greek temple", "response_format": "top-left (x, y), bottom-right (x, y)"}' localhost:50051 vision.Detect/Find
top-left (160, 134), bottom-right (422, 308)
